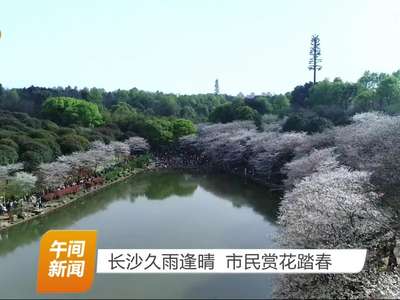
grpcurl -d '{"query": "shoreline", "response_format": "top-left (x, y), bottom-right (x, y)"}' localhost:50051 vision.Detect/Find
top-left (0, 154), bottom-right (281, 233)
top-left (153, 153), bottom-right (285, 191)
top-left (0, 154), bottom-right (208, 233)
top-left (0, 166), bottom-right (153, 233)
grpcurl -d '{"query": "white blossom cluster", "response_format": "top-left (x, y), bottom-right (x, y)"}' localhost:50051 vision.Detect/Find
top-left (278, 166), bottom-right (387, 249)
top-left (180, 121), bottom-right (306, 182)
top-left (0, 163), bottom-right (23, 179)
top-left (283, 147), bottom-right (339, 188)
top-left (0, 164), bottom-right (37, 200)
top-left (180, 115), bottom-right (400, 298)
top-left (248, 131), bottom-right (306, 181)
top-left (276, 113), bottom-right (400, 298)
top-left (275, 270), bottom-right (400, 299)
top-left (36, 138), bottom-right (149, 189)
top-left (334, 112), bottom-right (400, 190)
top-left (276, 154), bottom-right (399, 298)
top-left (125, 137), bottom-right (150, 154)
top-left (13, 172), bottom-right (38, 195)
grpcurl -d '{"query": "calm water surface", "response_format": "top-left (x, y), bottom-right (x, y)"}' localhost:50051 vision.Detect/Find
top-left (0, 171), bottom-right (280, 299)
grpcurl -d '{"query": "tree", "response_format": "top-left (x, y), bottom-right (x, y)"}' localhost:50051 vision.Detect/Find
top-left (0, 163), bottom-right (23, 179)
top-left (283, 110), bottom-right (333, 134)
top-left (279, 166), bottom-right (386, 249)
top-left (357, 71), bottom-right (388, 90)
top-left (37, 161), bottom-right (72, 189)
top-left (87, 88), bottom-right (105, 105)
top-left (2, 89), bottom-right (20, 111)
top-left (209, 103), bottom-right (235, 123)
top-left (141, 118), bottom-right (174, 146)
top-left (209, 101), bottom-right (259, 123)
top-left (10, 172), bottom-right (37, 196)
top-left (276, 155), bottom-right (398, 298)
top-left (21, 151), bottom-right (43, 171)
top-left (308, 34), bottom-right (322, 84)
top-left (269, 95), bottom-right (290, 116)
top-left (0, 145), bottom-right (18, 165)
top-left (110, 102), bottom-right (137, 129)
top-left (179, 121), bottom-right (306, 184)
top-left (376, 75), bottom-right (400, 112)
top-left (50, 140), bottom-right (124, 179)
top-left (235, 105), bottom-right (258, 121)
top-left (307, 78), bottom-right (357, 124)
top-left (125, 137), bottom-right (150, 155)
top-left (1, 170), bottom-right (37, 201)
top-left (58, 134), bottom-right (90, 154)
top-left (19, 140), bottom-right (55, 162)
top-left (109, 141), bottom-right (130, 162)
top-left (283, 147), bottom-right (339, 188)
top-left (214, 79), bottom-right (220, 95)
top-left (352, 89), bottom-right (376, 112)
top-left (154, 95), bottom-right (178, 117)
top-left (42, 97), bottom-right (104, 127)
top-left (0, 84), bottom-right (4, 102)
top-left (171, 119), bottom-right (196, 139)
top-left (290, 82), bottom-right (313, 109)
top-left (334, 112), bottom-right (400, 194)
top-left (244, 96), bottom-right (272, 114)
top-left (0, 138), bottom-right (19, 151)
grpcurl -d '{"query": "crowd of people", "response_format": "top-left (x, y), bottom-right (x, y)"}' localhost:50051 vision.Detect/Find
top-left (41, 176), bottom-right (104, 202)
top-left (0, 175), bottom-right (106, 218)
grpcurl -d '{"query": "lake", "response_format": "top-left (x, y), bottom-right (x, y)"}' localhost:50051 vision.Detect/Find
top-left (0, 170), bottom-right (280, 299)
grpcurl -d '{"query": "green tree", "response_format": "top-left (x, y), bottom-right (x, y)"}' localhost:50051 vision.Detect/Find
top-left (245, 96), bottom-right (272, 114)
top-left (282, 111), bottom-right (333, 133)
top-left (87, 88), bottom-right (105, 105)
top-left (357, 71), bottom-right (388, 90)
top-left (209, 101), bottom-right (259, 123)
top-left (270, 95), bottom-right (290, 116)
top-left (58, 134), bottom-right (90, 154)
top-left (21, 151), bottom-right (43, 171)
top-left (352, 89), bottom-right (376, 112)
top-left (235, 105), bottom-right (258, 120)
top-left (42, 97), bottom-right (104, 127)
top-left (209, 103), bottom-right (234, 123)
top-left (376, 75), bottom-right (400, 112)
top-left (142, 118), bottom-right (174, 146)
top-left (308, 78), bottom-right (357, 112)
top-left (2, 89), bottom-right (20, 111)
top-left (0, 145), bottom-right (18, 165)
top-left (154, 95), bottom-right (178, 116)
top-left (19, 140), bottom-right (55, 162)
top-left (172, 119), bottom-right (196, 139)
top-left (0, 138), bottom-right (19, 151)
top-left (290, 82), bottom-right (313, 109)
top-left (0, 84), bottom-right (5, 102)
top-left (110, 102), bottom-right (137, 129)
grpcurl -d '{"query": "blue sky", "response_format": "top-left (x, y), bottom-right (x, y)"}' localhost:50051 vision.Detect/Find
top-left (1, 0), bottom-right (400, 95)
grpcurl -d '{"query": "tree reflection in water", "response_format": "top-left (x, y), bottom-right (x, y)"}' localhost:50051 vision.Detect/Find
top-left (0, 171), bottom-right (279, 256)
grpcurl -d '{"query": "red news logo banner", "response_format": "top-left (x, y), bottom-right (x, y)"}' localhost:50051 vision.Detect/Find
top-left (36, 230), bottom-right (97, 293)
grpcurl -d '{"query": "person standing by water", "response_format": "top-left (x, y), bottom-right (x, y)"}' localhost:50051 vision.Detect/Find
top-left (0, 202), bottom-right (6, 215)
top-left (37, 195), bottom-right (43, 209)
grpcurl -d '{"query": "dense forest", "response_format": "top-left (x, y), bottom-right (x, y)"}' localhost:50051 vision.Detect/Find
top-left (2, 68), bottom-right (400, 195)
top-left (1, 68), bottom-right (400, 298)
top-left (2, 69), bottom-right (400, 170)
top-left (2, 69), bottom-right (400, 126)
